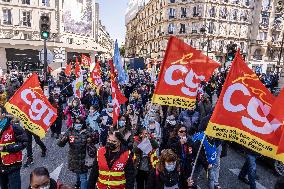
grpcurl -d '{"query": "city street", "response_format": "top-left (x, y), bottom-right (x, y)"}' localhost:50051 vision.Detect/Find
top-left (20, 123), bottom-right (280, 189)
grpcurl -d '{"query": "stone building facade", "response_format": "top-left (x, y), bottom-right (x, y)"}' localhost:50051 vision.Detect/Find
top-left (125, 0), bottom-right (284, 74)
top-left (0, 0), bottom-right (113, 71)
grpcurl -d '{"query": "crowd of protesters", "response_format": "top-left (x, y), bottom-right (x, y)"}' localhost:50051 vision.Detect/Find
top-left (0, 62), bottom-right (283, 189)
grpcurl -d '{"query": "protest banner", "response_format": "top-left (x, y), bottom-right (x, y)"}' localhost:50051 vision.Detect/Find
top-left (81, 54), bottom-right (91, 68)
top-left (152, 36), bottom-right (220, 109)
top-left (5, 73), bottom-right (57, 138)
top-left (88, 60), bottom-right (103, 94)
top-left (205, 51), bottom-right (284, 162)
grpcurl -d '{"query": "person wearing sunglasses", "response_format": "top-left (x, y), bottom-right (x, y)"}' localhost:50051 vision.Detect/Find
top-left (167, 124), bottom-right (194, 189)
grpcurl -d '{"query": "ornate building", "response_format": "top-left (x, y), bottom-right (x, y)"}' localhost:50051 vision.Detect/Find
top-left (0, 0), bottom-right (114, 71)
top-left (125, 0), bottom-right (284, 74)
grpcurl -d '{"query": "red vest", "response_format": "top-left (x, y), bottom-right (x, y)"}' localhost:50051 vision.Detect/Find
top-left (0, 125), bottom-right (22, 165)
top-left (97, 147), bottom-right (129, 189)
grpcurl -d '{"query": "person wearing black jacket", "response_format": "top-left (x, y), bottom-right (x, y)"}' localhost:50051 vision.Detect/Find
top-left (0, 106), bottom-right (28, 189)
top-left (88, 131), bottom-right (135, 189)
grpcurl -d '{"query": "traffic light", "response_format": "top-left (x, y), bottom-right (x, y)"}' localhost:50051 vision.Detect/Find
top-left (39, 15), bottom-right (50, 40)
top-left (226, 44), bottom-right (237, 62)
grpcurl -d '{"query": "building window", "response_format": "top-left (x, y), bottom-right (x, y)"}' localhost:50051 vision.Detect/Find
top-left (2, 0), bottom-right (11, 2)
top-left (22, 11), bottom-right (31, 27)
top-left (180, 23), bottom-right (186, 33)
top-left (192, 23), bottom-right (197, 33)
top-left (2, 9), bottom-right (12, 25)
top-left (169, 0), bottom-right (175, 3)
top-left (42, 0), bottom-right (49, 6)
top-left (181, 7), bottom-right (187, 18)
top-left (209, 6), bottom-right (216, 17)
top-left (245, 0), bottom-right (250, 6)
top-left (219, 7), bottom-right (227, 19)
top-left (193, 6), bottom-right (201, 17)
top-left (168, 23), bottom-right (174, 34)
top-left (231, 0), bottom-right (239, 4)
top-left (22, 0), bottom-right (30, 5)
top-left (169, 8), bottom-right (176, 19)
top-left (231, 9), bottom-right (238, 20)
top-left (208, 22), bottom-right (214, 34)
top-left (258, 32), bottom-right (267, 40)
top-left (260, 12), bottom-right (269, 28)
top-left (240, 10), bottom-right (248, 21)
top-left (253, 49), bottom-right (263, 60)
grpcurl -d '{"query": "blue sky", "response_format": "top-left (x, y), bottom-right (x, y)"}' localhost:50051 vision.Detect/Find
top-left (96, 0), bottom-right (129, 46)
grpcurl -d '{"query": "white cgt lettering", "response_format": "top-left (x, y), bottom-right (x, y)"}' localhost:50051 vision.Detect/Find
top-left (223, 83), bottom-right (281, 134)
top-left (21, 89), bottom-right (56, 126)
top-left (164, 65), bottom-right (205, 97)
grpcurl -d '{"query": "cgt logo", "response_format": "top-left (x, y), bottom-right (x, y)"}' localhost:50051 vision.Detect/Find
top-left (114, 163), bottom-right (124, 171)
top-left (223, 82), bottom-right (281, 135)
top-left (164, 65), bottom-right (205, 97)
top-left (21, 89), bottom-right (56, 126)
top-left (4, 133), bottom-right (13, 142)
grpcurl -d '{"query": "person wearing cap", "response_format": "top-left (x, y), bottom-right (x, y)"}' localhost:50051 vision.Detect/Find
top-left (0, 106), bottom-right (28, 189)
top-left (88, 131), bottom-right (135, 189)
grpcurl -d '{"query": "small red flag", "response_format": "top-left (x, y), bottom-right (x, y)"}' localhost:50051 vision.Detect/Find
top-left (65, 62), bottom-right (72, 76)
top-left (75, 57), bottom-right (81, 78)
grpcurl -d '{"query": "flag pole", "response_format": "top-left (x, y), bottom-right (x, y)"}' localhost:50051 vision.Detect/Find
top-left (189, 134), bottom-right (206, 180)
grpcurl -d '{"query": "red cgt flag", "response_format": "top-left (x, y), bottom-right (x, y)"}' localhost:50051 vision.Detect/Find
top-left (111, 78), bottom-right (128, 125)
top-left (88, 60), bottom-right (103, 93)
top-left (81, 54), bottom-right (91, 68)
top-left (152, 36), bottom-right (220, 109)
top-left (109, 60), bottom-right (127, 125)
top-left (65, 62), bottom-right (72, 76)
top-left (5, 73), bottom-right (57, 139)
top-left (270, 88), bottom-right (284, 154)
top-left (205, 50), bottom-right (284, 162)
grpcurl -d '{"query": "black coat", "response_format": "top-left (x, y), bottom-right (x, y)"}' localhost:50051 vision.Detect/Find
top-left (0, 119), bottom-right (28, 174)
top-left (57, 128), bottom-right (91, 174)
top-left (88, 146), bottom-right (135, 189)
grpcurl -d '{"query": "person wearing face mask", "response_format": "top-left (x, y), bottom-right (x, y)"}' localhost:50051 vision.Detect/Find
top-left (58, 117), bottom-right (92, 189)
top-left (98, 103), bottom-right (113, 146)
top-left (133, 128), bottom-right (159, 189)
top-left (82, 89), bottom-right (101, 111)
top-left (147, 149), bottom-right (194, 189)
top-left (115, 115), bottom-right (133, 150)
top-left (49, 93), bottom-right (63, 139)
top-left (147, 117), bottom-right (161, 143)
top-left (64, 98), bottom-right (86, 128)
top-left (0, 106), bottom-right (28, 189)
top-left (29, 167), bottom-right (71, 189)
top-left (88, 131), bottom-right (135, 189)
top-left (167, 125), bottom-right (194, 188)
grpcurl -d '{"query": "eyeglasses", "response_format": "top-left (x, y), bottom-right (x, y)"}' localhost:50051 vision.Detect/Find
top-left (179, 130), bottom-right (186, 133)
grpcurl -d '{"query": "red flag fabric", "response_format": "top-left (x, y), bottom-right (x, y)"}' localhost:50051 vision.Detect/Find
top-left (75, 57), bottom-right (81, 78)
top-left (152, 36), bottom-right (220, 109)
top-left (205, 51), bottom-right (284, 162)
top-left (5, 73), bottom-right (57, 138)
top-left (81, 54), bottom-right (91, 68)
top-left (271, 88), bottom-right (284, 123)
top-left (109, 59), bottom-right (127, 125)
top-left (270, 89), bottom-right (284, 154)
top-left (111, 79), bottom-right (128, 125)
top-left (47, 66), bottom-right (53, 73)
top-left (88, 60), bottom-right (103, 93)
top-left (65, 62), bottom-right (72, 76)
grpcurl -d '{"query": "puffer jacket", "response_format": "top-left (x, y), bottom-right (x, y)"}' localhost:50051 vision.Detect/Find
top-left (58, 127), bottom-right (91, 174)
top-left (0, 118), bottom-right (28, 174)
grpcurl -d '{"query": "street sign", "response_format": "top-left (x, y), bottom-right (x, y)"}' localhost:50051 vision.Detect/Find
top-left (40, 49), bottom-right (54, 64)
top-left (53, 47), bottom-right (66, 63)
